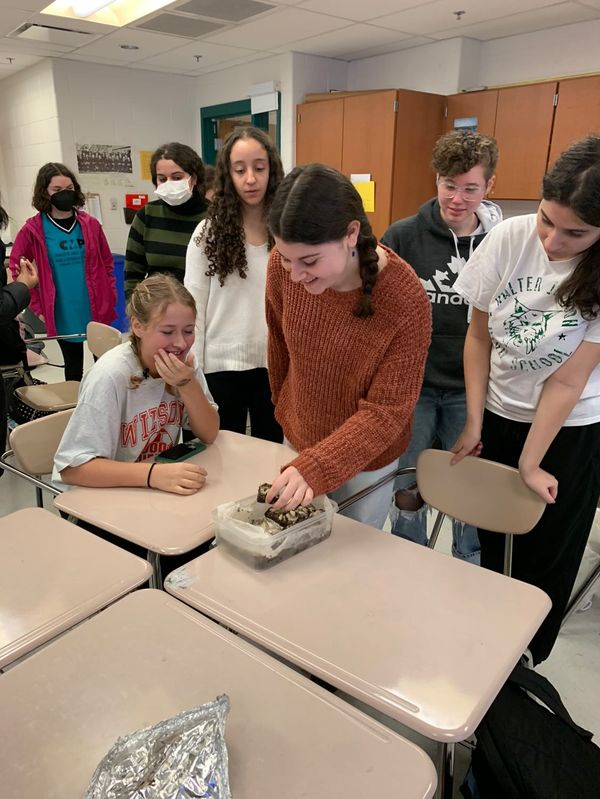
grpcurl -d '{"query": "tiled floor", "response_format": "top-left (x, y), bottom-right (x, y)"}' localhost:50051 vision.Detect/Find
top-left (2, 340), bottom-right (599, 796)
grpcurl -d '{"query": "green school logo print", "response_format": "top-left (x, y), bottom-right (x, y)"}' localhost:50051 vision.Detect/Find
top-left (503, 299), bottom-right (561, 355)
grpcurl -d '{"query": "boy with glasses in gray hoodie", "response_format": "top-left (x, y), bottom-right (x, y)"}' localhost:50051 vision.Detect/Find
top-left (384, 130), bottom-right (501, 562)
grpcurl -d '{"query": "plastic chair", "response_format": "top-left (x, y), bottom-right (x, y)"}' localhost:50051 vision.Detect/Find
top-left (14, 323), bottom-right (121, 414)
top-left (417, 449), bottom-right (546, 576)
top-left (0, 408), bottom-right (73, 507)
top-left (338, 449), bottom-right (546, 576)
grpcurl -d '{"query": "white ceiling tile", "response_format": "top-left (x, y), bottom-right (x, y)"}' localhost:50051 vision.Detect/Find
top-left (298, 0), bottom-right (430, 24)
top-left (0, 50), bottom-right (42, 76)
top-left (281, 23), bottom-right (410, 59)
top-left (135, 40), bottom-right (261, 69)
top-left (0, 8), bottom-right (37, 36)
top-left (371, 0), bottom-right (561, 35)
top-left (70, 28), bottom-right (189, 61)
top-left (61, 52), bottom-right (130, 66)
top-left (0, 0), bottom-right (47, 9)
top-left (204, 6), bottom-right (349, 48)
top-left (430, 2), bottom-right (600, 41)
top-left (189, 50), bottom-right (278, 74)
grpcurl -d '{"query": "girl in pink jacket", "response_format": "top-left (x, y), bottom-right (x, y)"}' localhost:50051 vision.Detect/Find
top-left (10, 162), bottom-right (116, 381)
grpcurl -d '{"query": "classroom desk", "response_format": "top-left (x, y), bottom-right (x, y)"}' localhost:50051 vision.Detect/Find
top-left (54, 430), bottom-right (293, 582)
top-left (0, 589), bottom-right (437, 799)
top-left (165, 514), bottom-right (551, 797)
top-left (0, 508), bottom-right (151, 669)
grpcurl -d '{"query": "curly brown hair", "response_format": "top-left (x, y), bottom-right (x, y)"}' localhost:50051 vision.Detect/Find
top-left (32, 163), bottom-right (86, 214)
top-left (268, 163), bottom-right (379, 319)
top-left (150, 142), bottom-right (205, 198)
top-left (432, 131), bottom-right (498, 181)
top-left (199, 127), bottom-right (283, 286)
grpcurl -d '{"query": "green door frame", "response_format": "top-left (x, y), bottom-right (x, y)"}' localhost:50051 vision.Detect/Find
top-left (200, 95), bottom-right (281, 165)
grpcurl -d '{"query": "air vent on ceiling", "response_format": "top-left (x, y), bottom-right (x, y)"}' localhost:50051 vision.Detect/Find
top-left (10, 23), bottom-right (96, 48)
top-left (176, 0), bottom-right (274, 23)
top-left (136, 14), bottom-right (224, 38)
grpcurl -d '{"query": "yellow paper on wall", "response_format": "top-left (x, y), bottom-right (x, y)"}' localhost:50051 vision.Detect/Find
top-left (354, 180), bottom-right (375, 213)
top-left (139, 150), bottom-right (153, 181)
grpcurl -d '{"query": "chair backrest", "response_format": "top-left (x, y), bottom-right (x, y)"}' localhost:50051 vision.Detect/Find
top-left (9, 408), bottom-right (74, 476)
top-left (416, 449), bottom-right (545, 535)
top-left (86, 321), bottom-right (121, 359)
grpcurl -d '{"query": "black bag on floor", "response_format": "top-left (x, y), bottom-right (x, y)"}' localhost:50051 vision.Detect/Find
top-left (461, 664), bottom-right (600, 799)
top-left (7, 376), bottom-right (54, 424)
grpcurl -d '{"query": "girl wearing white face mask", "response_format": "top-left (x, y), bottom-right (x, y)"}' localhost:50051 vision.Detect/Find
top-left (125, 142), bottom-right (208, 299)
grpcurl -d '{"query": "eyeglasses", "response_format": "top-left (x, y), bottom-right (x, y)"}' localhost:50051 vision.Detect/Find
top-left (437, 179), bottom-right (486, 198)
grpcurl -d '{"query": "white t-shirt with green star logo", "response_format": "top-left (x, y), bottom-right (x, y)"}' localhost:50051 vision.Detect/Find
top-left (455, 214), bottom-right (600, 425)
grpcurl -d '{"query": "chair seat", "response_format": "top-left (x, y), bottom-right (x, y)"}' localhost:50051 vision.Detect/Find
top-left (15, 382), bottom-right (80, 412)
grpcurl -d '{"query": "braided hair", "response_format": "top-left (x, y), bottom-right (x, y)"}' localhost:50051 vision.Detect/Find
top-left (268, 163), bottom-right (379, 317)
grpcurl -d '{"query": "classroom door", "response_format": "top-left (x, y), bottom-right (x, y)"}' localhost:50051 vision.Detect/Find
top-left (200, 99), bottom-right (280, 166)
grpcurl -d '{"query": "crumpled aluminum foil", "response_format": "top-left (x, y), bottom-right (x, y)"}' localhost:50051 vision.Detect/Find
top-left (85, 694), bottom-right (231, 799)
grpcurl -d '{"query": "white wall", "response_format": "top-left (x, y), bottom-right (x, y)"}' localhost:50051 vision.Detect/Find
top-left (194, 51), bottom-right (347, 172)
top-left (53, 59), bottom-right (197, 253)
top-left (0, 60), bottom-right (62, 243)
top-left (347, 38), bottom-right (467, 96)
top-left (479, 20), bottom-right (600, 87)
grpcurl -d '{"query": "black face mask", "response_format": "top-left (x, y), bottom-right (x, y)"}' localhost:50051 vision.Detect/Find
top-left (50, 189), bottom-right (77, 212)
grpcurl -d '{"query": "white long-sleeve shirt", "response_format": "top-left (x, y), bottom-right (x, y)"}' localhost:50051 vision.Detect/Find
top-left (184, 218), bottom-right (269, 373)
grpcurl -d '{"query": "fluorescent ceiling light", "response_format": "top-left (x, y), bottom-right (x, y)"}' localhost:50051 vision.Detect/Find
top-left (71, 0), bottom-right (114, 17)
top-left (41, 0), bottom-right (173, 27)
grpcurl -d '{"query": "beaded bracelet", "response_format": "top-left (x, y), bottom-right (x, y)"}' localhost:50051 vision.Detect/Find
top-left (147, 462), bottom-right (157, 488)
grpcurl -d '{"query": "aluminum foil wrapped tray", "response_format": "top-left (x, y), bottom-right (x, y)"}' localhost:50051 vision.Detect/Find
top-left (85, 694), bottom-right (231, 799)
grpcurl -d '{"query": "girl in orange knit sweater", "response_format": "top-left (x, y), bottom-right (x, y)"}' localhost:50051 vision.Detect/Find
top-left (265, 164), bottom-right (432, 527)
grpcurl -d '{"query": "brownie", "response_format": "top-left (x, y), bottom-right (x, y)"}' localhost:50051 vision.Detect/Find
top-left (264, 504), bottom-right (320, 528)
top-left (256, 483), bottom-right (272, 503)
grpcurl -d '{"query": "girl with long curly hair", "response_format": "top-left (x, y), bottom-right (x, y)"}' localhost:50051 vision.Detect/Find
top-left (184, 127), bottom-right (284, 442)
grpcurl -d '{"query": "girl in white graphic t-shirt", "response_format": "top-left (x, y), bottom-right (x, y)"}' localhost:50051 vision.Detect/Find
top-left (452, 136), bottom-right (600, 665)
top-left (54, 274), bottom-right (219, 495)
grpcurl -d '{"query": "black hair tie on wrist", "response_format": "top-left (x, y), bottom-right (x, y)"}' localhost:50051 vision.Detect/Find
top-left (147, 462), bottom-right (157, 488)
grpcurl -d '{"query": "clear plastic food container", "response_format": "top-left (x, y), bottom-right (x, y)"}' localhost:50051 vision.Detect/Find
top-left (212, 494), bottom-right (337, 569)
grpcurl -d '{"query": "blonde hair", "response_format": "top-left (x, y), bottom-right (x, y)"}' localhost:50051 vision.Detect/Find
top-left (126, 274), bottom-right (197, 389)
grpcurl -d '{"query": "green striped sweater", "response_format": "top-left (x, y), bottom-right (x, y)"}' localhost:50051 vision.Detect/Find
top-left (124, 196), bottom-right (208, 298)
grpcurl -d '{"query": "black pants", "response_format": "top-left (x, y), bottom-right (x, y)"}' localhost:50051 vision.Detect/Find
top-left (58, 339), bottom-right (85, 382)
top-left (479, 409), bottom-right (600, 664)
top-left (206, 368), bottom-right (283, 443)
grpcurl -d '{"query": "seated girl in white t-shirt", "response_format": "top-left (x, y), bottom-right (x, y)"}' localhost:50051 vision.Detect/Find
top-left (54, 273), bottom-right (219, 494)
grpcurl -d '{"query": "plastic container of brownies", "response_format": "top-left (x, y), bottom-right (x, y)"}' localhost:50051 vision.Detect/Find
top-left (212, 493), bottom-right (337, 570)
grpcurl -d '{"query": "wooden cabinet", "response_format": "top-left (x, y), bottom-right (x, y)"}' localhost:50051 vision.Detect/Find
top-left (549, 75), bottom-right (600, 166)
top-left (493, 82), bottom-right (557, 199)
top-left (296, 89), bottom-right (444, 238)
top-left (296, 98), bottom-right (344, 170)
top-left (445, 82), bottom-right (557, 200)
top-left (445, 91), bottom-right (498, 137)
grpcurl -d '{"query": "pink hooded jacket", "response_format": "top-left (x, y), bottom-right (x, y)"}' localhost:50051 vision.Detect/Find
top-left (9, 211), bottom-right (117, 337)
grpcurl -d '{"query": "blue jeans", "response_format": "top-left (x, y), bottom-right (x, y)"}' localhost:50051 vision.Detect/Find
top-left (390, 387), bottom-right (480, 563)
top-left (329, 462), bottom-right (396, 530)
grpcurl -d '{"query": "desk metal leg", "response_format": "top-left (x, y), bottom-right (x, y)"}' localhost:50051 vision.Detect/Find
top-left (562, 561), bottom-right (600, 625)
top-left (147, 550), bottom-right (162, 590)
top-left (436, 741), bottom-right (454, 799)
